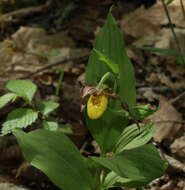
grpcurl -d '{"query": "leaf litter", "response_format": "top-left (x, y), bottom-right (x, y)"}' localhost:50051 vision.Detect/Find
top-left (0, 0), bottom-right (185, 190)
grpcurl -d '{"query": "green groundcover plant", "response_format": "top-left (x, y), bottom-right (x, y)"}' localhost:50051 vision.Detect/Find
top-left (0, 79), bottom-right (72, 135)
top-left (0, 12), bottom-right (167, 190)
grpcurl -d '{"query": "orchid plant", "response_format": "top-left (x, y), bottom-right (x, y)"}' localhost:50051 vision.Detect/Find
top-left (1, 12), bottom-right (167, 190)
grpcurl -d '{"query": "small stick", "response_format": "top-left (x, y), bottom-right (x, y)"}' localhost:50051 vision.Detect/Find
top-left (20, 55), bottom-right (88, 79)
top-left (170, 90), bottom-right (185, 104)
top-left (180, 0), bottom-right (185, 20)
top-left (156, 120), bottom-right (185, 125)
top-left (160, 0), bottom-right (184, 63)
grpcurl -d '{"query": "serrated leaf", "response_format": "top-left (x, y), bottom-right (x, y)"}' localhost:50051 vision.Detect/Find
top-left (36, 101), bottom-right (59, 115)
top-left (2, 108), bottom-right (38, 135)
top-left (43, 120), bottom-right (58, 131)
top-left (14, 129), bottom-right (94, 190)
top-left (91, 144), bottom-right (167, 186)
top-left (115, 122), bottom-right (155, 153)
top-left (6, 80), bottom-right (37, 103)
top-left (0, 93), bottom-right (17, 109)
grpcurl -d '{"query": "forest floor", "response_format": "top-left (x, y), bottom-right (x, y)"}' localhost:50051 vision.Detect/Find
top-left (0, 0), bottom-right (185, 190)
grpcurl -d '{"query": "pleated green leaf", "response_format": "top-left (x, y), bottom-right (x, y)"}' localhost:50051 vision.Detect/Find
top-left (115, 122), bottom-right (155, 153)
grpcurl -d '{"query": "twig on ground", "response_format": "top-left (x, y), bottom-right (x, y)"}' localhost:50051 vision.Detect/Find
top-left (155, 141), bottom-right (185, 175)
top-left (180, 0), bottom-right (185, 20)
top-left (0, 0), bottom-right (52, 26)
top-left (137, 86), bottom-right (185, 92)
top-left (170, 91), bottom-right (185, 104)
top-left (160, 0), bottom-right (183, 58)
top-left (163, 153), bottom-right (185, 174)
top-left (156, 120), bottom-right (185, 125)
top-left (20, 55), bottom-right (88, 79)
top-left (80, 140), bottom-right (89, 153)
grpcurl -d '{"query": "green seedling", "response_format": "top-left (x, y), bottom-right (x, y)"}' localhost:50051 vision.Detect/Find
top-left (0, 79), bottom-right (72, 135)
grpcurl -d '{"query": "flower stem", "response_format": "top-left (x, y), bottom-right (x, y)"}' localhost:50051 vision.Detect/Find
top-left (96, 72), bottom-right (114, 90)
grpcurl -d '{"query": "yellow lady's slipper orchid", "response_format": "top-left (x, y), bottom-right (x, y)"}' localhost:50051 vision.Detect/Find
top-left (87, 94), bottom-right (108, 119)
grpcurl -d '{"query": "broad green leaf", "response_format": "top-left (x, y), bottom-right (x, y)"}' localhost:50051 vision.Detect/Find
top-left (104, 171), bottom-right (152, 188)
top-left (129, 104), bottom-right (157, 120)
top-left (91, 144), bottom-right (167, 185)
top-left (36, 101), bottom-right (59, 115)
top-left (0, 93), bottom-right (17, 109)
top-left (133, 46), bottom-right (183, 57)
top-left (115, 122), bottom-right (155, 153)
top-left (2, 108), bottom-right (38, 135)
top-left (6, 80), bottom-right (37, 103)
top-left (103, 171), bottom-right (125, 189)
top-left (43, 117), bottom-right (73, 134)
top-left (14, 129), bottom-right (93, 190)
top-left (86, 158), bottom-right (104, 187)
top-left (86, 108), bottom-right (128, 154)
top-left (85, 13), bottom-right (136, 153)
top-left (85, 13), bottom-right (136, 107)
top-left (93, 48), bottom-right (119, 74)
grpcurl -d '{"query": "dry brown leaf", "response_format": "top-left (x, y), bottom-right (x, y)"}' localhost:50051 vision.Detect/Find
top-left (121, 1), bottom-right (185, 39)
top-left (148, 96), bottom-right (182, 142)
top-left (0, 27), bottom-right (89, 87)
top-left (160, 181), bottom-right (176, 190)
top-left (170, 135), bottom-right (185, 163)
top-left (12, 27), bottom-right (75, 51)
top-left (0, 183), bottom-right (29, 190)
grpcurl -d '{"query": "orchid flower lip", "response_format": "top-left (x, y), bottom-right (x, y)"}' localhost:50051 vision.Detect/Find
top-left (87, 94), bottom-right (108, 119)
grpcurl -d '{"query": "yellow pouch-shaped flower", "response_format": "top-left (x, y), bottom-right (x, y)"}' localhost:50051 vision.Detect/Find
top-left (87, 94), bottom-right (108, 119)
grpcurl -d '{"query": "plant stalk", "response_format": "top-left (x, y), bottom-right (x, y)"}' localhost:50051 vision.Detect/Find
top-left (160, 0), bottom-right (183, 56)
top-left (98, 188), bottom-right (107, 190)
top-left (96, 72), bottom-right (114, 90)
top-left (180, 0), bottom-right (185, 19)
top-left (55, 70), bottom-right (64, 96)
top-left (96, 186), bottom-right (107, 190)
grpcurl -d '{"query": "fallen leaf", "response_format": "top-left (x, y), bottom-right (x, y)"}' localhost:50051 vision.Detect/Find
top-left (148, 96), bottom-right (182, 142)
top-left (170, 135), bottom-right (185, 163)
